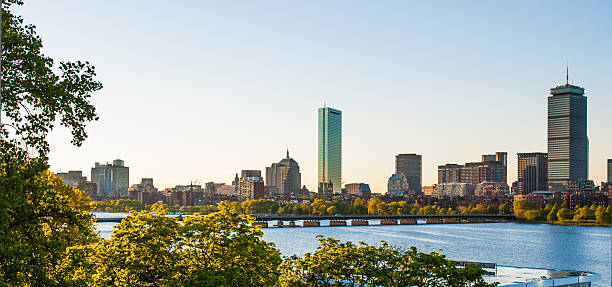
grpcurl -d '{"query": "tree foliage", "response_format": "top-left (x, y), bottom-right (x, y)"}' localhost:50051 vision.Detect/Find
top-left (59, 203), bottom-right (281, 286)
top-left (279, 236), bottom-right (497, 287)
top-left (0, 140), bottom-right (98, 286)
top-left (1, 0), bottom-right (102, 154)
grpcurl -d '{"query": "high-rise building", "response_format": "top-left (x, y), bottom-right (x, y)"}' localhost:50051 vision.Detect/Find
top-left (517, 153), bottom-right (548, 194)
top-left (395, 154), bottom-right (422, 192)
top-left (266, 150), bottom-right (301, 195)
top-left (438, 164), bottom-right (463, 184)
top-left (318, 106), bottom-right (342, 194)
top-left (437, 152), bottom-right (507, 184)
top-left (461, 152), bottom-right (507, 184)
top-left (607, 159), bottom-right (611, 183)
top-left (91, 159), bottom-right (129, 197)
top-left (547, 75), bottom-right (588, 190)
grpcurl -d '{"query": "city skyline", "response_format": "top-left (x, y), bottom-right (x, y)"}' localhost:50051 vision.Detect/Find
top-left (16, 1), bottom-right (611, 193)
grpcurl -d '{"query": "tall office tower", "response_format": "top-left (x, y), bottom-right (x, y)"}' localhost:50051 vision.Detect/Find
top-left (266, 150), bottom-right (302, 195)
top-left (318, 107), bottom-right (342, 194)
top-left (547, 75), bottom-right (588, 190)
top-left (91, 159), bottom-right (129, 197)
top-left (395, 154), bottom-right (422, 192)
top-left (608, 159), bottom-right (611, 183)
top-left (517, 153), bottom-right (548, 194)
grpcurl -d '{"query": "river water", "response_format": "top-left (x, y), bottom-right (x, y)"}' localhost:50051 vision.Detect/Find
top-left (96, 215), bottom-right (611, 286)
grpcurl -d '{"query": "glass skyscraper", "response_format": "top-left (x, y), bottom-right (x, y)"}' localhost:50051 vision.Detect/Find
top-left (318, 107), bottom-right (342, 194)
top-left (547, 79), bottom-right (588, 190)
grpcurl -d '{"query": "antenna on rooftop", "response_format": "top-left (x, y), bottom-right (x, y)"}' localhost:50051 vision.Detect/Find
top-left (566, 62), bottom-right (569, 85)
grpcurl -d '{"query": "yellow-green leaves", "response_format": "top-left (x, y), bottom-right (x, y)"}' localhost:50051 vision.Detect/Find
top-left (0, 141), bottom-right (98, 286)
top-left (2, 1), bottom-right (102, 155)
top-left (67, 203), bottom-right (281, 287)
top-left (279, 236), bottom-right (497, 287)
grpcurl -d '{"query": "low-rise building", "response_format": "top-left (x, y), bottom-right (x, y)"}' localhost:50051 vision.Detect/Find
top-left (563, 191), bottom-right (609, 211)
top-left (56, 170), bottom-right (87, 187)
top-left (345, 183), bottom-right (371, 198)
top-left (127, 178), bottom-right (159, 205)
top-left (422, 185), bottom-right (435, 196)
top-left (163, 184), bottom-right (203, 206)
top-left (474, 182), bottom-right (509, 197)
top-left (238, 170), bottom-right (265, 200)
top-left (387, 173), bottom-right (410, 197)
top-left (514, 191), bottom-right (564, 209)
top-left (73, 180), bottom-right (97, 198)
top-left (432, 183), bottom-right (477, 198)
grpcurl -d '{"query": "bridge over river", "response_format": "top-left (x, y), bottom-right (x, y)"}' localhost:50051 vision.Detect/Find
top-left (96, 213), bottom-right (515, 227)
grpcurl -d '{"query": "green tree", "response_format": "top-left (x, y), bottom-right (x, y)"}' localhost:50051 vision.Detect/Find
top-left (367, 198), bottom-right (383, 215)
top-left (0, 141), bottom-right (98, 286)
top-left (487, 205), bottom-right (499, 215)
top-left (1, 0), bottom-right (102, 154)
top-left (595, 208), bottom-right (611, 226)
top-left (546, 206), bottom-right (558, 222)
top-left (69, 204), bottom-right (182, 286)
top-left (179, 202), bottom-right (281, 286)
top-left (498, 203), bottom-right (511, 215)
top-left (556, 208), bottom-right (572, 221)
top-left (524, 210), bottom-right (542, 221)
top-left (1, 2), bottom-right (102, 282)
top-left (326, 206), bottom-right (338, 215)
top-left (62, 203), bottom-right (282, 286)
top-left (278, 236), bottom-right (496, 287)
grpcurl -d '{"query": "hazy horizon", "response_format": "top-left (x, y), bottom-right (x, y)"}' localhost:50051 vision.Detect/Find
top-left (15, 0), bottom-right (611, 192)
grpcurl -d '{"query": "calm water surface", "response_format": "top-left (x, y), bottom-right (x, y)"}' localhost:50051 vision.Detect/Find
top-left (96, 216), bottom-right (611, 287)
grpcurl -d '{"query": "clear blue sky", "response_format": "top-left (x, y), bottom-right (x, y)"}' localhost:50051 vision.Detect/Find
top-left (15, 0), bottom-right (612, 193)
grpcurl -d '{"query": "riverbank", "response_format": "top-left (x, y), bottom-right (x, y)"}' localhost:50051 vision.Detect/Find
top-left (523, 219), bottom-right (612, 227)
top-left (93, 211), bottom-right (612, 227)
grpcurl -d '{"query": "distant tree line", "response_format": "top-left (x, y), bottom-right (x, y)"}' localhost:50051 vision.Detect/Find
top-left (93, 198), bottom-right (611, 227)
top-left (93, 197), bottom-right (515, 216)
top-left (513, 200), bottom-right (611, 226)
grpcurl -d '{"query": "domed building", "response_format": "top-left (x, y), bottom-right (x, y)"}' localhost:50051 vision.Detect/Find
top-left (266, 150), bottom-right (302, 195)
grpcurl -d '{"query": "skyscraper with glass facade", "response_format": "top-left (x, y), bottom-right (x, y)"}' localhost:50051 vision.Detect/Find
top-left (318, 107), bottom-right (342, 194)
top-left (547, 78), bottom-right (588, 190)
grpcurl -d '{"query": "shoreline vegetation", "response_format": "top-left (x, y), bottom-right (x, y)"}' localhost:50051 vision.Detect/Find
top-left (0, 1), bottom-right (608, 285)
top-left (93, 198), bottom-right (612, 227)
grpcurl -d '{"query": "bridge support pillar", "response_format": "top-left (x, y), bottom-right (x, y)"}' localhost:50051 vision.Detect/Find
top-left (351, 220), bottom-right (369, 226)
top-left (302, 220), bottom-right (320, 227)
top-left (425, 219), bottom-right (442, 224)
top-left (399, 219), bottom-right (417, 225)
top-left (380, 219), bottom-right (398, 225)
top-left (330, 220), bottom-right (347, 226)
top-left (466, 218), bottom-right (484, 223)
